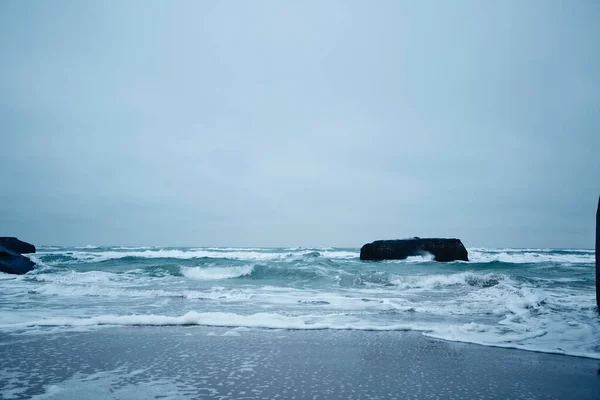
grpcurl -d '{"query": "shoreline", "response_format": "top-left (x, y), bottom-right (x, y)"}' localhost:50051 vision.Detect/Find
top-left (6, 321), bottom-right (600, 361)
top-left (2, 327), bottom-right (599, 399)
top-left (421, 331), bottom-right (600, 361)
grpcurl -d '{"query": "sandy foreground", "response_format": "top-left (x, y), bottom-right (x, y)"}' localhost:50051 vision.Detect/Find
top-left (1, 326), bottom-right (599, 399)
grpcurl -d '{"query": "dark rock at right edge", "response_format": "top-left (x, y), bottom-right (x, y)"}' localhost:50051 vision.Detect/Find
top-left (596, 197), bottom-right (600, 312)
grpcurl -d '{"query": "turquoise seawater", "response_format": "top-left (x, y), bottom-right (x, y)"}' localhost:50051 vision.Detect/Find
top-left (1, 246), bottom-right (598, 358)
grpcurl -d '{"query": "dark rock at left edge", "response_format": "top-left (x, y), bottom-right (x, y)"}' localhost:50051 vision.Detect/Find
top-left (0, 238), bottom-right (36, 275)
top-left (0, 237), bottom-right (36, 254)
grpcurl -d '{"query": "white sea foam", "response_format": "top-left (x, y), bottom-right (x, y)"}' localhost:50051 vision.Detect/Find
top-left (181, 265), bottom-right (254, 280)
top-left (3, 273), bottom-right (600, 360)
top-left (425, 318), bottom-right (600, 359)
top-left (34, 247), bottom-right (594, 265)
top-left (4, 311), bottom-right (424, 331)
top-left (26, 270), bottom-right (120, 284)
top-left (30, 284), bottom-right (172, 299)
top-left (29, 367), bottom-right (191, 400)
top-left (389, 272), bottom-right (509, 290)
top-left (201, 247), bottom-right (266, 251)
top-left (468, 249), bottom-right (594, 264)
top-left (320, 250), bottom-right (357, 259)
top-left (221, 330), bottom-right (241, 337)
top-left (35, 248), bottom-right (358, 264)
top-left (3, 246), bottom-right (599, 361)
top-left (403, 254), bottom-right (436, 262)
top-left (4, 306), bottom-right (597, 359)
top-left (419, 282), bottom-right (600, 358)
top-left (111, 246), bottom-right (153, 250)
top-left (470, 247), bottom-right (594, 254)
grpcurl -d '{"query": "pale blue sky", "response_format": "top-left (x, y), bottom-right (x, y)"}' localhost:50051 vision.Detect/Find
top-left (1, 1), bottom-right (599, 247)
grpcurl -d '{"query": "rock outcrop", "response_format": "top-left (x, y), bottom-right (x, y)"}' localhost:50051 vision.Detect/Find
top-left (0, 237), bottom-right (36, 254)
top-left (0, 237), bottom-right (36, 275)
top-left (360, 238), bottom-right (468, 262)
top-left (596, 197), bottom-right (600, 312)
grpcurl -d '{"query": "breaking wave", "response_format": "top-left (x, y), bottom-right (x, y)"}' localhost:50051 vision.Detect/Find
top-left (2, 246), bottom-right (599, 360)
top-left (3, 306), bottom-right (598, 359)
top-left (181, 266), bottom-right (254, 281)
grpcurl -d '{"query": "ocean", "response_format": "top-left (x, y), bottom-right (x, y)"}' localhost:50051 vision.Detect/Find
top-left (1, 246), bottom-right (599, 399)
top-left (2, 245), bottom-right (599, 357)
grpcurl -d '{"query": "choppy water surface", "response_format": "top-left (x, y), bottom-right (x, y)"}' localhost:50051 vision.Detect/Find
top-left (1, 246), bottom-right (598, 358)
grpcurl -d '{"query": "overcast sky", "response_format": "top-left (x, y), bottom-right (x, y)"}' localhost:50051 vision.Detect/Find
top-left (1, 1), bottom-right (599, 248)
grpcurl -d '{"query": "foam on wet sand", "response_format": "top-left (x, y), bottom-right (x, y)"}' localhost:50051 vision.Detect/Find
top-left (1, 327), bottom-right (599, 399)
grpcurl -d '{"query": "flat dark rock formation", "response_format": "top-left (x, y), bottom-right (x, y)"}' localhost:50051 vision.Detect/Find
top-left (0, 237), bottom-right (36, 275)
top-left (360, 238), bottom-right (468, 262)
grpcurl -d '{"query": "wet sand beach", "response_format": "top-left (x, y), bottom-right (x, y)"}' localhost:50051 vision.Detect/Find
top-left (2, 327), bottom-right (599, 399)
